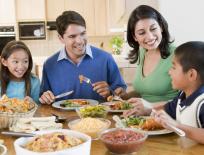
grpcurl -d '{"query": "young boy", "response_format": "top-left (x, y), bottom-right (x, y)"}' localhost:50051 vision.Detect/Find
top-left (125, 41), bottom-right (204, 144)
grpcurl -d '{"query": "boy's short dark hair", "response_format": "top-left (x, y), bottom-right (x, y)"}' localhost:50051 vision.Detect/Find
top-left (175, 41), bottom-right (204, 83)
top-left (56, 11), bottom-right (86, 37)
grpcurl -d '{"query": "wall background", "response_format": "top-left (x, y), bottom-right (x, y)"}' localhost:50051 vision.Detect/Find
top-left (158, 0), bottom-right (204, 45)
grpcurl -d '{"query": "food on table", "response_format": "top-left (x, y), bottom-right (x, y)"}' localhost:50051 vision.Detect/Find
top-left (68, 117), bottom-right (111, 139)
top-left (79, 75), bottom-right (84, 83)
top-left (110, 101), bottom-right (133, 110)
top-left (60, 99), bottom-right (89, 107)
top-left (107, 95), bottom-right (113, 102)
top-left (123, 116), bottom-right (164, 131)
top-left (100, 128), bottom-right (147, 154)
top-left (78, 105), bottom-right (107, 118)
top-left (0, 139), bottom-right (4, 144)
top-left (0, 95), bottom-right (35, 113)
top-left (24, 132), bottom-right (83, 152)
top-left (10, 116), bottom-right (62, 133)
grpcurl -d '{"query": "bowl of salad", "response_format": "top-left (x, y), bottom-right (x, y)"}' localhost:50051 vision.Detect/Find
top-left (76, 105), bottom-right (108, 118)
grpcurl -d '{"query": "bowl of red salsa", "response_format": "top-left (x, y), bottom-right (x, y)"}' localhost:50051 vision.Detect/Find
top-left (100, 128), bottom-right (147, 154)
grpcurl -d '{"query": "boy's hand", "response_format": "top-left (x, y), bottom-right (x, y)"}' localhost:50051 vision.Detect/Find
top-left (151, 109), bottom-right (178, 130)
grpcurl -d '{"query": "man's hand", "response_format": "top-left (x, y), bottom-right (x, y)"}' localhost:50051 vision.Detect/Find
top-left (114, 87), bottom-right (125, 96)
top-left (39, 90), bottom-right (55, 104)
top-left (92, 81), bottom-right (110, 98)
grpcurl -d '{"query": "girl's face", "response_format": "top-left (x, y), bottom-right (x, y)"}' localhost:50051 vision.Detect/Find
top-left (2, 49), bottom-right (29, 81)
top-left (134, 18), bottom-right (162, 51)
top-left (168, 56), bottom-right (189, 91)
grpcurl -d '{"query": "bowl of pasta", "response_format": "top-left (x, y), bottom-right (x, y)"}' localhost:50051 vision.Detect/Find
top-left (14, 129), bottom-right (91, 155)
top-left (0, 95), bottom-right (38, 129)
top-left (0, 144), bottom-right (7, 155)
top-left (68, 117), bottom-right (111, 140)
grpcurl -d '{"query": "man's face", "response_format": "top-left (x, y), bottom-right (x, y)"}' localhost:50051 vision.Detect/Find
top-left (59, 24), bottom-right (87, 59)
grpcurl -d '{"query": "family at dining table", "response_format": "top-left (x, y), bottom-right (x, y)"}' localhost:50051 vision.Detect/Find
top-left (0, 5), bottom-right (204, 144)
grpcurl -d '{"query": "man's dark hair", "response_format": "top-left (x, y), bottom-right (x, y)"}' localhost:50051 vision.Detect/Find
top-left (56, 11), bottom-right (86, 37)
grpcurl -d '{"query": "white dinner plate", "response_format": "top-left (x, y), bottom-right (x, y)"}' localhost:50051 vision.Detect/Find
top-left (101, 102), bottom-right (130, 113)
top-left (115, 123), bottom-right (173, 135)
top-left (52, 99), bottom-right (99, 110)
top-left (115, 116), bottom-right (173, 136)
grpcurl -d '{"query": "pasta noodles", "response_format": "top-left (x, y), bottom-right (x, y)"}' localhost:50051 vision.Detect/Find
top-left (24, 132), bottom-right (83, 152)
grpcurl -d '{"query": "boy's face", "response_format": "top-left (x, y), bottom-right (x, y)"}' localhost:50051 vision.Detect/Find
top-left (168, 56), bottom-right (189, 90)
top-left (59, 24), bottom-right (87, 60)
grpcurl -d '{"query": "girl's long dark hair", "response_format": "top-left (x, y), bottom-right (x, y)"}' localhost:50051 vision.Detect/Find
top-left (127, 5), bottom-right (173, 64)
top-left (0, 40), bottom-right (33, 96)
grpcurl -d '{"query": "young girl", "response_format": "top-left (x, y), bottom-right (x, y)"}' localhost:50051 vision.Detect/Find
top-left (0, 40), bottom-right (40, 103)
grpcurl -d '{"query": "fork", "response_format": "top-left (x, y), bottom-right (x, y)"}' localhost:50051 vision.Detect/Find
top-left (79, 75), bottom-right (92, 84)
top-left (109, 88), bottom-right (124, 102)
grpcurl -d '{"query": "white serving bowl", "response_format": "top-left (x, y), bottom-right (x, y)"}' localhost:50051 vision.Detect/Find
top-left (0, 144), bottom-right (7, 155)
top-left (14, 129), bottom-right (91, 155)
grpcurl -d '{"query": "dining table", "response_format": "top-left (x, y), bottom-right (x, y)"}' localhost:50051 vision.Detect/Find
top-left (0, 104), bottom-right (204, 155)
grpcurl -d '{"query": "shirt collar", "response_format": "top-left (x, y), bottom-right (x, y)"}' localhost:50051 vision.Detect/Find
top-left (179, 85), bottom-right (204, 107)
top-left (57, 44), bottom-right (93, 61)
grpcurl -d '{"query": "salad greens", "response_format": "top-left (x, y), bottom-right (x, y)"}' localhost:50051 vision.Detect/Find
top-left (79, 105), bottom-right (107, 118)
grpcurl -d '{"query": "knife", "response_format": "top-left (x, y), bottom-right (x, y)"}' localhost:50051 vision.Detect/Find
top-left (1, 131), bottom-right (35, 137)
top-left (55, 90), bottom-right (74, 99)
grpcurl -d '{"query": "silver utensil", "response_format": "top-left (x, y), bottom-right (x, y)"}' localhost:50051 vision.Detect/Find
top-left (109, 89), bottom-right (124, 102)
top-left (166, 124), bottom-right (186, 137)
top-left (79, 75), bottom-right (92, 84)
top-left (55, 90), bottom-right (74, 99)
top-left (151, 109), bottom-right (185, 137)
top-left (1, 131), bottom-right (35, 137)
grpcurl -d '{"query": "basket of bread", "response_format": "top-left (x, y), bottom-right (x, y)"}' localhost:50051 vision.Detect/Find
top-left (0, 95), bottom-right (38, 129)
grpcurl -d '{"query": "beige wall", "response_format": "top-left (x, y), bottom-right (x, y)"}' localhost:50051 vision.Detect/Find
top-left (23, 31), bottom-right (121, 57)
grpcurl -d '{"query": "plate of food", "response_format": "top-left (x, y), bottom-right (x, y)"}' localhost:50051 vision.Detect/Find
top-left (117, 116), bottom-right (173, 135)
top-left (101, 100), bottom-right (133, 113)
top-left (52, 99), bottom-right (99, 110)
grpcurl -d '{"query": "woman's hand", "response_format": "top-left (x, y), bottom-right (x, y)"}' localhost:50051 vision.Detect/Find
top-left (122, 98), bottom-right (151, 117)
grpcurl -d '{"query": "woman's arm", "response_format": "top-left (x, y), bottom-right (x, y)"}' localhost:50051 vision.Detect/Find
top-left (121, 90), bottom-right (141, 100)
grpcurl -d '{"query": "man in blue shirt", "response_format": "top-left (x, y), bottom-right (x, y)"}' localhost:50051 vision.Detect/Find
top-left (39, 11), bottom-right (127, 104)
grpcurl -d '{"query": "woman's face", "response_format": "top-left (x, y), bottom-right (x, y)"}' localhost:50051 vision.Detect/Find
top-left (134, 18), bottom-right (162, 51)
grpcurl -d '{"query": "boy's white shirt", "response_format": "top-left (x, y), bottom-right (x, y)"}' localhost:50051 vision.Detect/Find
top-left (176, 93), bottom-right (204, 128)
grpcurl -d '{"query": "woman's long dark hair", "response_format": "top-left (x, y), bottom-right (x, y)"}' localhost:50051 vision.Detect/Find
top-left (127, 5), bottom-right (173, 64)
top-left (0, 40), bottom-right (33, 96)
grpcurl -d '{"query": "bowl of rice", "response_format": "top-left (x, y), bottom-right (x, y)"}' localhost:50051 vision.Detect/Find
top-left (68, 117), bottom-right (111, 140)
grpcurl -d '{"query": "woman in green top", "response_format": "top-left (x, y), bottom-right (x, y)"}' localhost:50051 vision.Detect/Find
top-left (122, 5), bottom-right (178, 111)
